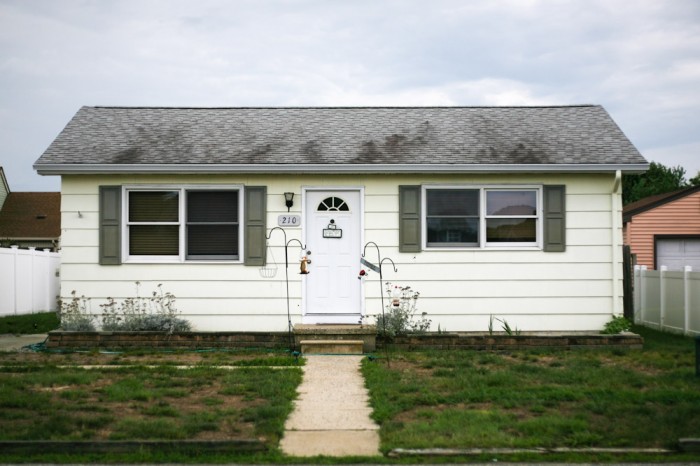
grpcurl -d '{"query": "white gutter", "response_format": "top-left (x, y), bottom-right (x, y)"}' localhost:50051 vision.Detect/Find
top-left (34, 163), bottom-right (650, 175)
top-left (611, 170), bottom-right (623, 316)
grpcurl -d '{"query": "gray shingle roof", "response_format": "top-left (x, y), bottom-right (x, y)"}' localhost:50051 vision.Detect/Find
top-left (34, 106), bottom-right (647, 172)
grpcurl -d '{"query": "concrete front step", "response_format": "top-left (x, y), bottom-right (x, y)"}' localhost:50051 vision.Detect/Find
top-left (293, 324), bottom-right (377, 352)
top-left (300, 339), bottom-right (364, 355)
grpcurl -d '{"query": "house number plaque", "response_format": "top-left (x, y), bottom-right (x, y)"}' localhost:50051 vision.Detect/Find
top-left (277, 214), bottom-right (301, 227)
top-left (322, 220), bottom-right (342, 238)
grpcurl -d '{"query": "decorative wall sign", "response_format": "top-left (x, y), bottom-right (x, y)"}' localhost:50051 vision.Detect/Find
top-left (323, 229), bottom-right (342, 238)
top-left (278, 214), bottom-right (301, 227)
top-left (323, 220), bottom-right (342, 238)
top-left (360, 257), bottom-right (380, 273)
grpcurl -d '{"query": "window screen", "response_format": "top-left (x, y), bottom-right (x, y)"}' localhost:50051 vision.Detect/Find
top-left (128, 191), bottom-right (179, 256)
top-left (426, 189), bottom-right (479, 246)
top-left (186, 190), bottom-right (239, 260)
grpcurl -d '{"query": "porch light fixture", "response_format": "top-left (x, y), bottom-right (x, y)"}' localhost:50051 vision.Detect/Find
top-left (284, 192), bottom-right (294, 211)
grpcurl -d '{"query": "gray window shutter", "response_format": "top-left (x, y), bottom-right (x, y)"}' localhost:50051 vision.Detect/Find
top-left (543, 185), bottom-right (566, 252)
top-left (244, 186), bottom-right (267, 266)
top-left (99, 186), bottom-right (122, 265)
top-left (399, 185), bottom-right (421, 253)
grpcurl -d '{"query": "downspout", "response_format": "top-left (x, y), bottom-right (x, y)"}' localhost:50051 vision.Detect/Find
top-left (611, 170), bottom-right (622, 316)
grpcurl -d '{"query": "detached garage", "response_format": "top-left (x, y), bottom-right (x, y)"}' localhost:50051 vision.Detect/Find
top-left (623, 186), bottom-right (700, 270)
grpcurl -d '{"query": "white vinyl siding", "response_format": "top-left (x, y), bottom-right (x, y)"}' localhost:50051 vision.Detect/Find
top-left (59, 172), bottom-right (620, 332)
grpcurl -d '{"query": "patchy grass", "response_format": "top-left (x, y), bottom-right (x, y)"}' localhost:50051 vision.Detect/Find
top-left (0, 347), bottom-right (302, 367)
top-left (3, 328), bottom-right (700, 463)
top-left (363, 325), bottom-right (700, 454)
top-left (0, 361), bottom-right (302, 450)
top-left (0, 311), bottom-right (59, 334)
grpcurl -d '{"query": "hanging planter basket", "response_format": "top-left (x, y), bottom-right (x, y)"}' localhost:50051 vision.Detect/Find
top-left (259, 265), bottom-right (278, 278)
top-left (259, 241), bottom-right (278, 278)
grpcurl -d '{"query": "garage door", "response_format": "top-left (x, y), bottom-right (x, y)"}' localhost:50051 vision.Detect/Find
top-left (656, 238), bottom-right (700, 271)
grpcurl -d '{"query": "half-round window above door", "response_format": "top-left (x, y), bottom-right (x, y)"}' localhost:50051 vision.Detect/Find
top-left (317, 196), bottom-right (350, 212)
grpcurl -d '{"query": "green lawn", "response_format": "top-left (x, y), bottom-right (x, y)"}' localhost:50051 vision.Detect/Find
top-left (0, 311), bottom-right (59, 334)
top-left (2, 326), bottom-right (699, 463)
top-left (0, 354), bottom-right (302, 463)
top-left (363, 326), bottom-right (700, 455)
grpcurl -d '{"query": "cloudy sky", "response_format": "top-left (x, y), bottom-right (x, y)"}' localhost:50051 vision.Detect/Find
top-left (1, 0), bottom-right (699, 191)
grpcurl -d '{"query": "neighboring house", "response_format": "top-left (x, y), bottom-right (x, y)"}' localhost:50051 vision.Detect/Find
top-left (623, 186), bottom-right (700, 270)
top-left (34, 106), bottom-right (647, 332)
top-left (0, 193), bottom-right (61, 251)
top-left (0, 168), bottom-right (61, 251)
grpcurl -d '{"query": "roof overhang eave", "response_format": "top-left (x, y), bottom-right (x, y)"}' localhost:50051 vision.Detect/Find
top-left (0, 236), bottom-right (59, 241)
top-left (35, 163), bottom-right (650, 175)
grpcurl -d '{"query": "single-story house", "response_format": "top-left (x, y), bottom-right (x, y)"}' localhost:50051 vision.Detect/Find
top-left (34, 106), bottom-right (647, 332)
top-left (623, 185), bottom-right (700, 270)
top-left (0, 167), bottom-right (61, 251)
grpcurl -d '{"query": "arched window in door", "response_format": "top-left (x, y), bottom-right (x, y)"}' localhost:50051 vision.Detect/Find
top-left (317, 196), bottom-right (349, 212)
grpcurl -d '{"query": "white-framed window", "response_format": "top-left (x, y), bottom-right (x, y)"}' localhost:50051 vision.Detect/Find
top-left (124, 186), bottom-right (243, 262)
top-left (423, 185), bottom-right (541, 249)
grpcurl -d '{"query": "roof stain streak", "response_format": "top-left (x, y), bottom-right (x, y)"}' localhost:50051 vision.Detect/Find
top-left (114, 148), bottom-right (143, 164)
top-left (34, 106), bottom-right (647, 167)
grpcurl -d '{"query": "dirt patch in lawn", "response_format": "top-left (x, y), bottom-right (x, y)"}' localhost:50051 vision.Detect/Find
top-left (0, 349), bottom-right (292, 366)
top-left (12, 370), bottom-right (260, 441)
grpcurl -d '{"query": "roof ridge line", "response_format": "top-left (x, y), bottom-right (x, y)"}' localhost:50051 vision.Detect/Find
top-left (88, 104), bottom-right (600, 110)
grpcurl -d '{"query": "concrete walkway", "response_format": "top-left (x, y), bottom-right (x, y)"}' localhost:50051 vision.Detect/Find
top-left (280, 355), bottom-right (381, 457)
top-left (0, 334), bottom-right (47, 351)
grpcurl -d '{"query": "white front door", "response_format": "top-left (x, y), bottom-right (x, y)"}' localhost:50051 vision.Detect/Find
top-left (304, 189), bottom-right (362, 323)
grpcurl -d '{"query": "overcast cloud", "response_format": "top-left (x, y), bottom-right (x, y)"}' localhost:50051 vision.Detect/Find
top-left (1, 0), bottom-right (699, 191)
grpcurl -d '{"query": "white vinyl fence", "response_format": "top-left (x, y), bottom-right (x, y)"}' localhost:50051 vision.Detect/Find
top-left (0, 246), bottom-right (60, 316)
top-left (634, 265), bottom-right (700, 336)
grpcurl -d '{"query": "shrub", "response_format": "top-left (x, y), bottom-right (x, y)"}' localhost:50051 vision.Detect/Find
top-left (601, 316), bottom-right (632, 334)
top-left (375, 283), bottom-right (430, 339)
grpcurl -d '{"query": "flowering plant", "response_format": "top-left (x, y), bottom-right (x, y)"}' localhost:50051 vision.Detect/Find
top-left (58, 291), bottom-right (96, 331)
top-left (100, 282), bottom-right (191, 333)
top-left (375, 282), bottom-right (430, 338)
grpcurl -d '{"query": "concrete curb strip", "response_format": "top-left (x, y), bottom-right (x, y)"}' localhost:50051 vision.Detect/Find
top-left (388, 446), bottom-right (676, 457)
top-left (0, 439), bottom-right (264, 454)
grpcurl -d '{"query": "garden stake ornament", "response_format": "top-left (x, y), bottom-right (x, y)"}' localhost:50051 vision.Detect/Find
top-left (362, 241), bottom-right (398, 366)
top-left (299, 251), bottom-right (311, 274)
